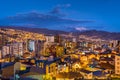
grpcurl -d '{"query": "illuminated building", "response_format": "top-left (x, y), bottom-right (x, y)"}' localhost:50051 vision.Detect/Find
top-left (12, 42), bottom-right (23, 56)
top-left (65, 41), bottom-right (76, 49)
top-left (115, 54), bottom-right (120, 74)
top-left (12, 43), bottom-right (19, 56)
top-left (2, 46), bottom-right (10, 57)
top-left (0, 34), bottom-right (8, 49)
top-left (23, 41), bottom-right (28, 53)
top-left (0, 35), bottom-right (2, 49)
top-left (45, 35), bottom-right (54, 43)
top-left (56, 45), bottom-right (64, 57)
top-left (28, 40), bottom-right (35, 52)
top-left (35, 40), bottom-right (45, 57)
top-left (34, 58), bottom-right (60, 77)
top-left (18, 42), bottom-right (23, 56)
top-left (80, 69), bottom-right (93, 79)
top-left (0, 50), bottom-right (2, 59)
top-left (2, 34), bottom-right (8, 46)
top-left (58, 62), bottom-right (68, 73)
top-left (54, 34), bottom-right (61, 43)
top-left (111, 40), bottom-right (118, 48)
top-left (72, 37), bottom-right (76, 42)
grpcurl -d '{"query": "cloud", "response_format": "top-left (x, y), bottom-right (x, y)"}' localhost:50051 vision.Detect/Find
top-left (49, 7), bottom-right (66, 17)
top-left (0, 5), bottom-right (93, 31)
top-left (49, 4), bottom-right (71, 17)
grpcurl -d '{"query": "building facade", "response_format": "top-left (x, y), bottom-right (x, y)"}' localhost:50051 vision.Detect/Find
top-left (115, 54), bottom-right (120, 74)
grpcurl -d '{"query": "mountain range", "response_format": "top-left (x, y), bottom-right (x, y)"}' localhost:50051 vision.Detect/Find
top-left (0, 26), bottom-right (120, 40)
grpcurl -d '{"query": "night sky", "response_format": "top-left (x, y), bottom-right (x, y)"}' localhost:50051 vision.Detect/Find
top-left (0, 0), bottom-right (120, 32)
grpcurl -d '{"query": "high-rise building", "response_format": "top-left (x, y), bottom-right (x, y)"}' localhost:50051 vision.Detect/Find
top-left (28, 40), bottom-right (35, 52)
top-left (0, 50), bottom-right (2, 59)
top-left (0, 35), bottom-right (2, 49)
top-left (18, 42), bottom-right (23, 56)
top-left (12, 43), bottom-right (19, 56)
top-left (35, 40), bottom-right (44, 57)
top-left (8, 44), bottom-right (13, 56)
top-left (0, 34), bottom-right (8, 49)
top-left (2, 34), bottom-right (8, 46)
top-left (54, 34), bottom-right (61, 43)
top-left (2, 46), bottom-right (10, 57)
top-left (111, 40), bottom-right (118, 47)
top-left (115, 54), bottom-right (120, 74)
top-left (45, 35), bottom-right (54, 43)
top-left (23, 41), bottom-right (28, 53)
top-left (12, 42), bottom-right (23, 56)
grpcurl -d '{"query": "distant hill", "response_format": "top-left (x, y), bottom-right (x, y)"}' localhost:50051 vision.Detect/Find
top-left (77, 30), bottom-right (120, 40)
top-left (0, 26), bottom-right (68, 35)
top-left (0, 26), bottom-right (120, 40)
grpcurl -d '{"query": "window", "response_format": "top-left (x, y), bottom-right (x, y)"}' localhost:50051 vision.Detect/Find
top-left (39, 63), bottom-right (44, 68)
top-left (117, 58), bottom-right (120, 60)
top-left (117, 62), bottom-right (120, 65)
top-left (117, 66), bottom-right (119, 69)
top-left (42, 63), bottom-right (44, 68)
top-left (39, 63), bottom-right (41, 67)
top-left (117, 70), bottom-right (120, 73)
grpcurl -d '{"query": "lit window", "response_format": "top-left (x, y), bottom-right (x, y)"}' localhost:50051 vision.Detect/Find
top-left (117, 62), bottom-right (120, 65)
top-left (118, 70), bottom-right (120, 73)
top-left (117, 66), bottom-right (119, 69)
top-left (117, 58), bottom-right (119, 60)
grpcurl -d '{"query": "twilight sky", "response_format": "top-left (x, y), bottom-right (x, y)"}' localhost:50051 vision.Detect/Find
top-left (0, 0), bottom-right (120, 32)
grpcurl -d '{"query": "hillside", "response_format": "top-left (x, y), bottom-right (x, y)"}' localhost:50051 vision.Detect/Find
top-left (0, 26), bottom-right (120, 40)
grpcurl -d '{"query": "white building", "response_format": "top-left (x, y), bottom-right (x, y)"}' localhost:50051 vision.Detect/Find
top-left (72, 37), bottom-right (76, 42)
top-left (28, 40), bottom-right (35, 52)
top-left (2, 46), bottom-right (10, 57)
top-left (18, 42), bottom-right (23, 56)
top-left (115, 54), bottom-right (120, 74)
top-left (12, 43), bottom-right (19, 56)
top-left (111, 40), bottom-right (118, 48)
top-left (12, 42), bottom-right (23, 56)
top-left (45, 35), bottom-right (54, 43)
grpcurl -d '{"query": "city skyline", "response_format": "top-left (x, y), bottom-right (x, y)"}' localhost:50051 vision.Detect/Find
top-left (0, 1), bottom-right (120, 79)
top-left (0, 0), bottom-right (120, 32)
top-left (0, 27), bottom-right (120, 80)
